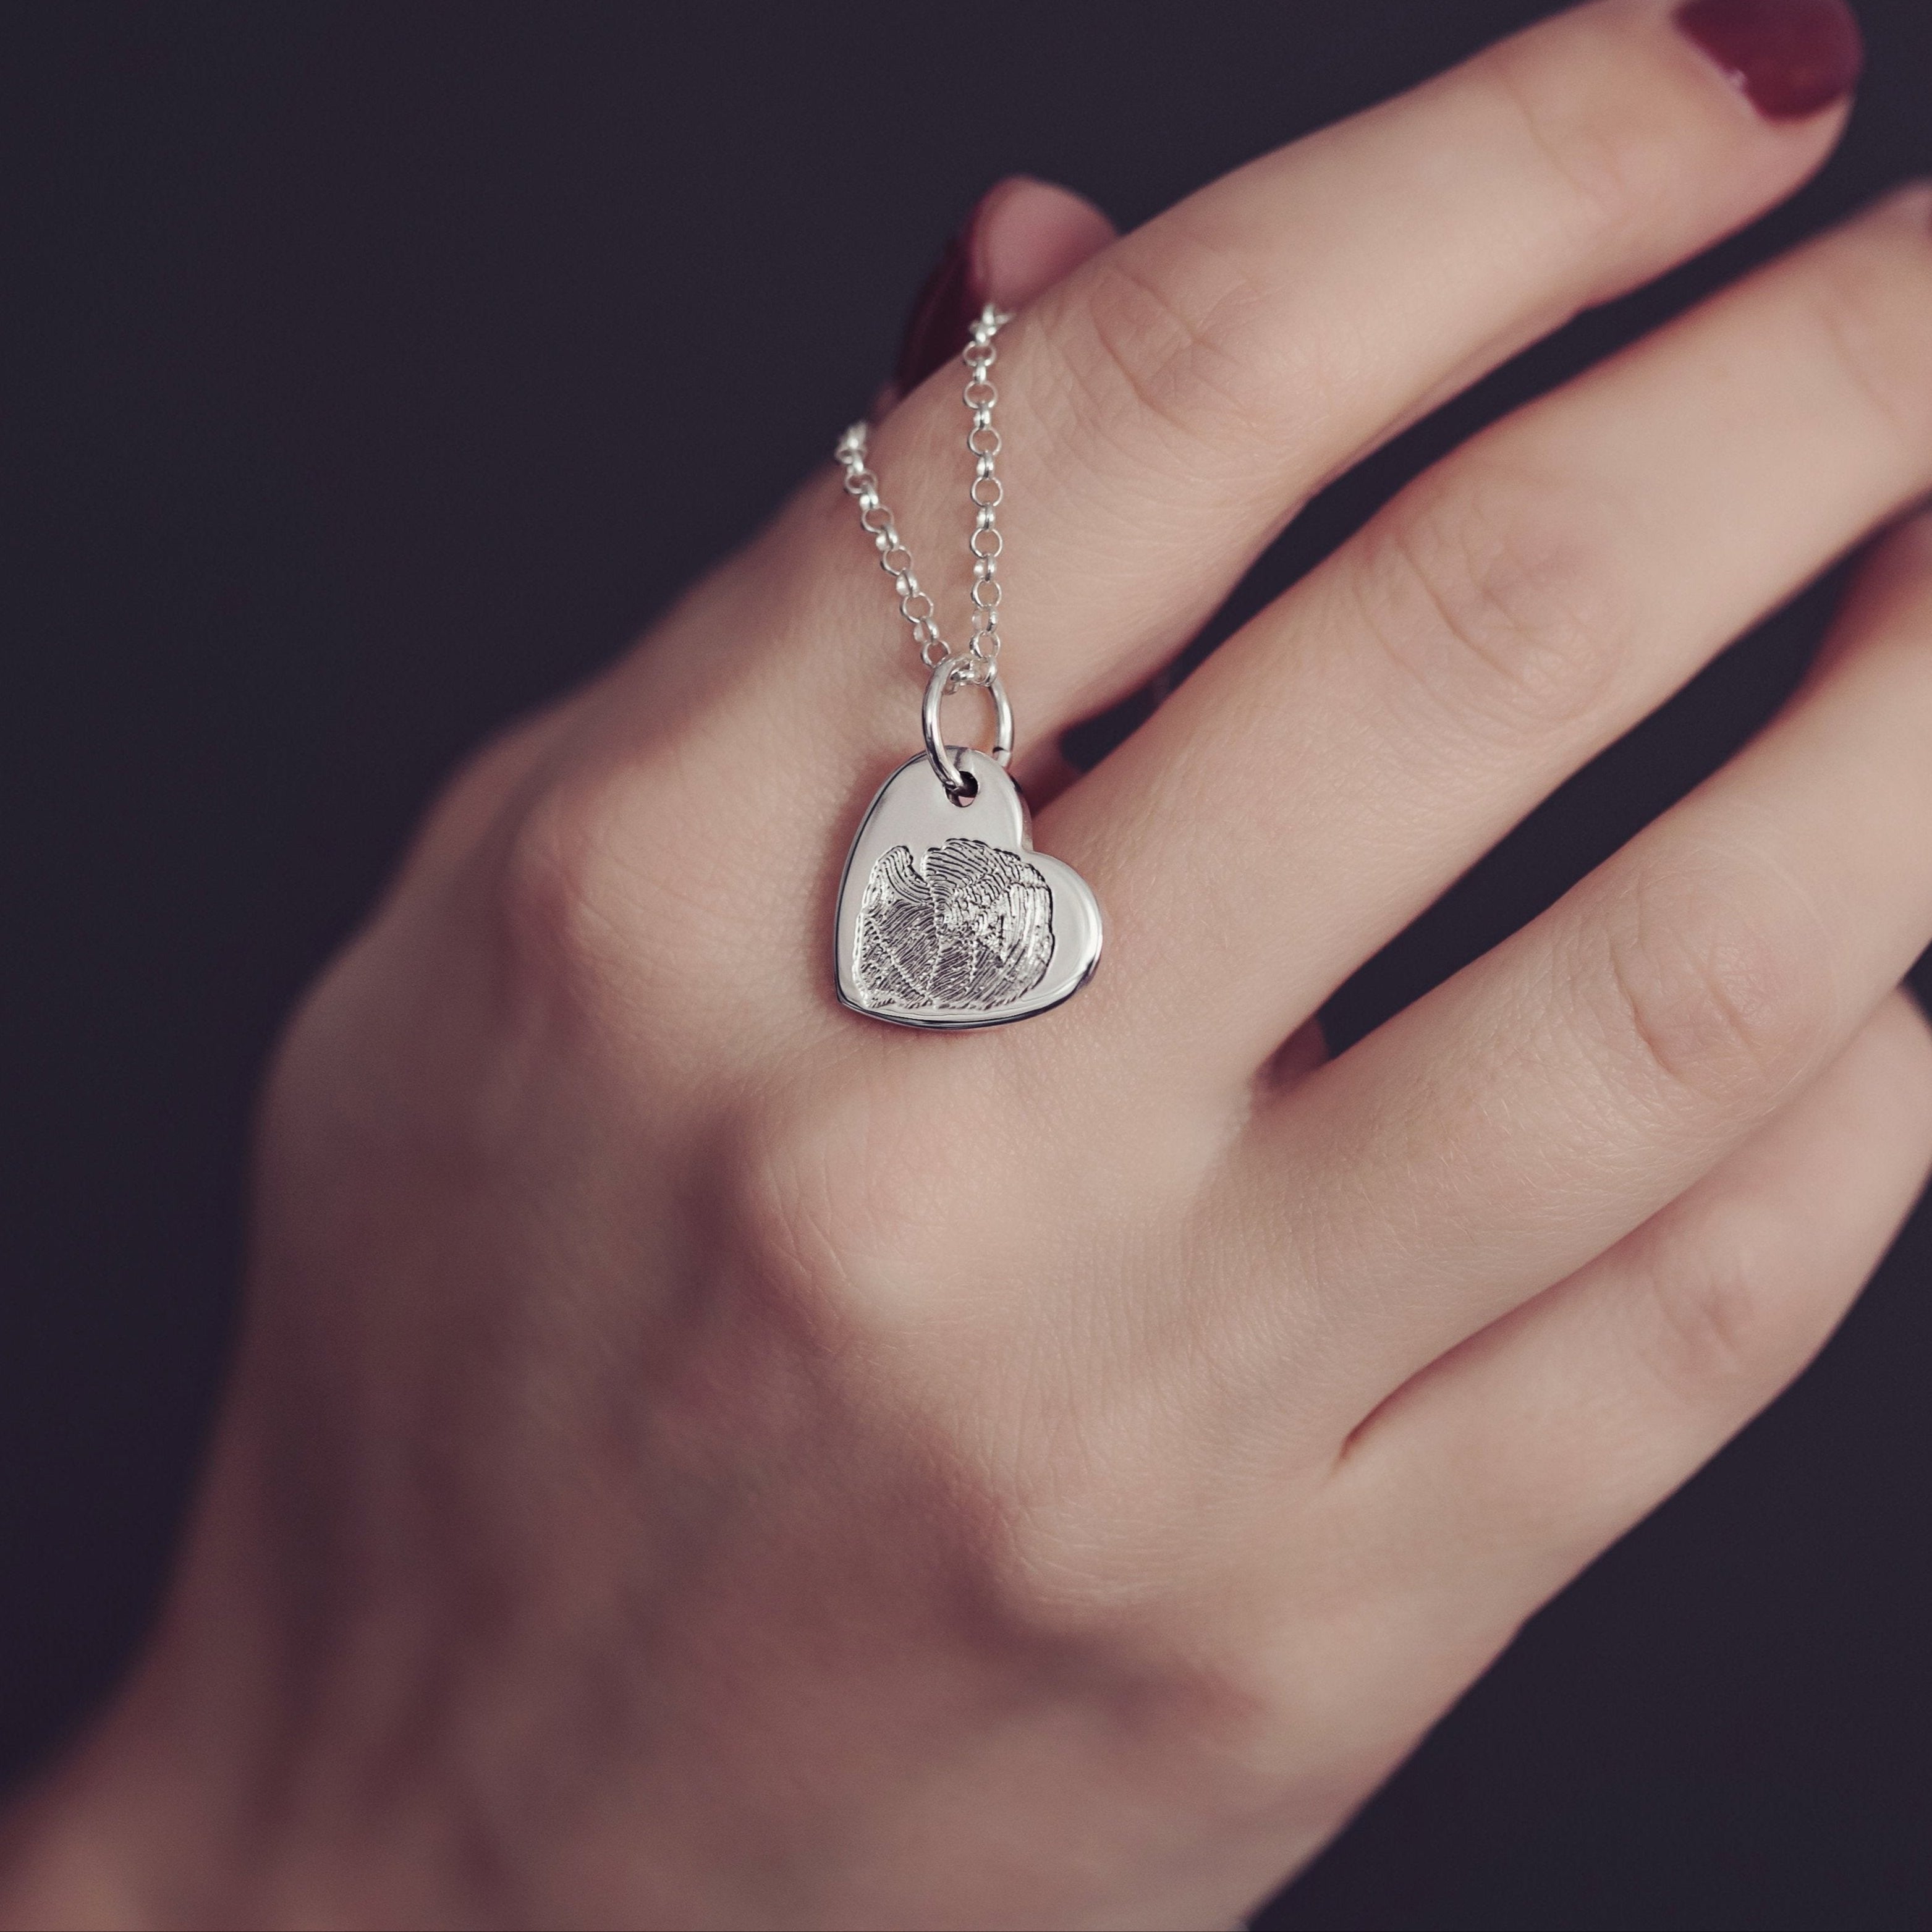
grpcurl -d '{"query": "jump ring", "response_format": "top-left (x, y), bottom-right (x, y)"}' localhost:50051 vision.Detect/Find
top-left (923, 656), bottom-right (1013, 797)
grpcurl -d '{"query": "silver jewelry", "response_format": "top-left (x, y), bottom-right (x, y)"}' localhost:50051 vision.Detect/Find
top-left (832, 306), bottom-right (1103, 1030)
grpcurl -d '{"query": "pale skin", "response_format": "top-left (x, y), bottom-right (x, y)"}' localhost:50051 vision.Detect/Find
top-left (6, 2), bottom-right (1932, 1925)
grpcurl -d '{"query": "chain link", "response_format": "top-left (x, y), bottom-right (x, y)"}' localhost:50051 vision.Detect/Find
top-left (836, 303), bottom-right (1012, 685)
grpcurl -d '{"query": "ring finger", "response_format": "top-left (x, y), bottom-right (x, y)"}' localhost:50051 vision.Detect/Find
top-left (1224, 507), bottom-right (1932, 1431)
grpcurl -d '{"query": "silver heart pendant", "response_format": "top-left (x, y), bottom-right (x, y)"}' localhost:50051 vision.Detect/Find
top-left (835, 748), bottom-right (1102, 1029)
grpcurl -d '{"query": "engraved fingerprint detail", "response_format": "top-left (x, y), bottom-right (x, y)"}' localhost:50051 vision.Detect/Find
top-left (855, 837), bottom-right (1055, 1012)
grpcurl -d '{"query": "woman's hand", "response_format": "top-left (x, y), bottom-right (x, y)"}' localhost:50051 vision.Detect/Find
top-left (6, 2), bottom-right (1928, 1926)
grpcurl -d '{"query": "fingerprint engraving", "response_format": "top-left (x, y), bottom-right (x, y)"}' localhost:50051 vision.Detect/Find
top-left (855, 837), bottom-right (1055, 1012)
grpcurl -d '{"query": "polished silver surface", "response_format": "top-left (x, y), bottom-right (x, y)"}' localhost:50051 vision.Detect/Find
top-left (836, 750), bottom-right (1103, 1030)
top-left (922, 656), bottom-right (1012, 797)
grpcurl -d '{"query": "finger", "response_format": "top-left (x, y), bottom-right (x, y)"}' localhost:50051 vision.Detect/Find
top-left (842, 0), bottom-right (1856, 764)
top-left (424, 182), bottom-right (1118, 899)
top-left (885, 177), bottom-right (1117, 408)
top-left (1219, 507), bottom-right (1932, 1427)
top-left (1051, 187), bottom-right (1932, 1082)
top-left (1336, 988), bottom-right (1932, 1637)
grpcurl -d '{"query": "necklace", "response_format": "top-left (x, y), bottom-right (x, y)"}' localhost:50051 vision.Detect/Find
top-left (832, 305), bottom-right (1103, 1030)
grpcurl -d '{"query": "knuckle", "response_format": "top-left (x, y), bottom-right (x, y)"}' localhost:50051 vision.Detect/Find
top-left (1358, 460), bottom-right (1628, 739)
top-left (1062, 233), bottom-right (1289, 459)
top-left (714, 1082), bottom-right (893, 1350)
top-left (494, 760), bottom-right (766, 1027)
top-left (1481, 38), bottom-right (1675, 252)
top-left (1593, 860), bottom-right (1836, 1112)
top-left (409, 713), bottom-right (556, 874)
top-left (720, 1107), bottom-right (1322, 1781)
top-left (730, 1075), bottom-right (941, 1309)
top-left (729, 1129), bottom-right (1210, 1612)
top-left (722, 1059), bottom-right (1056, 1359)
top-left (1800, 223), bottom-right (1932, 455)
top-left (965, 1493), bottom-right (1366, 1795)
top-left (1631, 1208), bottom-right (1794, 1402)
top-left (494, 776), bottom-right (648, 1007)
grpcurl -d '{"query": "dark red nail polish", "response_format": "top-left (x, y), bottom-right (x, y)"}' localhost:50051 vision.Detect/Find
top-left (894, 205), bottom-right (987, 395)
top-left (1674, 0), bottom-right (1863, 121)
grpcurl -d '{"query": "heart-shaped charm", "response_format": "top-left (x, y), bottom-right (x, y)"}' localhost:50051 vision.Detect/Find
top-left (835, 748), bottom-right (1102, 1029)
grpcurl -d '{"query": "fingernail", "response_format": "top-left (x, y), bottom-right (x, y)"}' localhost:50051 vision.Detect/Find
top-left (894, 198), bottom-right (989, 395)
top-left (1674, 0), bottom-right (1863, 121)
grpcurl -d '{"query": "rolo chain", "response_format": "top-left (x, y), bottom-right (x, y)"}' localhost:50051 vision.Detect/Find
top-left (836, 303), bottom-right (1014, 687)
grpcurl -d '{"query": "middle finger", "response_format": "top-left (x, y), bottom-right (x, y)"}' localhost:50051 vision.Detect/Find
top-left (833, 0), bottom-right (1850, 771)
top-left (1048, 186), bottom-right (1932, 1084)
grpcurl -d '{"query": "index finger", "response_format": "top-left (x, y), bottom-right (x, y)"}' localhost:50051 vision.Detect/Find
top-left (848, 0), bottom-right (1858, 767)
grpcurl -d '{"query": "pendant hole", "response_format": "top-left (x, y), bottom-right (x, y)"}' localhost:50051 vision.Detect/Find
top-left (949, 771), bottom-right (980, 806)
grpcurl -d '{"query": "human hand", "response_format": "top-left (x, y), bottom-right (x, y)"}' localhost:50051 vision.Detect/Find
top-left (7, 2), bottom-right (1930, 1927)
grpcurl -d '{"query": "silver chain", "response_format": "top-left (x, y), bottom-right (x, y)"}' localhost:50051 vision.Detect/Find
top-left (836, 303), bottom-right (1012, 687)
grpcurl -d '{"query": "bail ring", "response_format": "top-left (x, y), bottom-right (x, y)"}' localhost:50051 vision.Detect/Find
top-left (922, 657), bottom-right (1012, 799)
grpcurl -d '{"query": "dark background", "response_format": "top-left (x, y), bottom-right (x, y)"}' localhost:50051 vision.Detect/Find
top-left (3, 4), bottom-right (1930, 1926)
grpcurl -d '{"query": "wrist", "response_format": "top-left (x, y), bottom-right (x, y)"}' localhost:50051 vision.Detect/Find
top-left (0, 1444), bottom-right (488, 1931)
